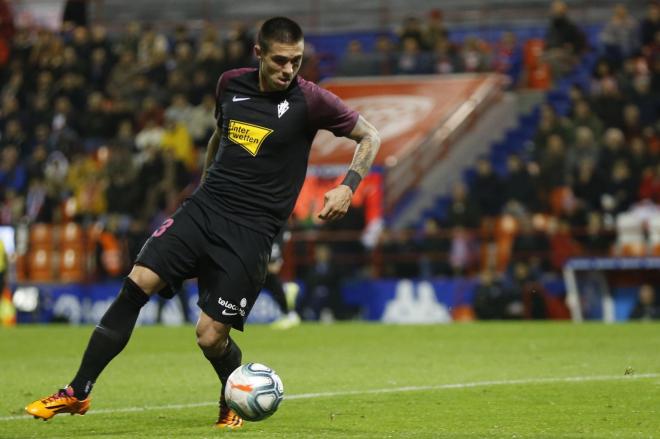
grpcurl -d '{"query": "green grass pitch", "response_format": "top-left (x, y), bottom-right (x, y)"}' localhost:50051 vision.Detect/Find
top-left (1, 322), bottom-right (659, 438)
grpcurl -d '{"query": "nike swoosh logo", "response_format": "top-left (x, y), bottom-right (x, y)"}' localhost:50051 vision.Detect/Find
top-left (232, 96), bottom-right (250, 102)
top-left (222, 309), bottom-right (238, 316)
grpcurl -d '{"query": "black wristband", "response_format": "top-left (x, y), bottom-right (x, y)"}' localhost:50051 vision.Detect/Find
top-left (341, 170), bottom-right (362, 193)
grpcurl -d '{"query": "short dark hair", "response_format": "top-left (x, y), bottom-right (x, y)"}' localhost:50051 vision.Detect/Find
top-left (257, 17), bottom-right (304, 53)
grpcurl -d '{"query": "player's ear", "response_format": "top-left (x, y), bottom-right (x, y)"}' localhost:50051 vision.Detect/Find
top-left (254, 45), bottom-right (262, 60)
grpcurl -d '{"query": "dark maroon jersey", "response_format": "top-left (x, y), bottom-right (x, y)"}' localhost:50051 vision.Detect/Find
top-left (192, 68), bottom-right (359, 238)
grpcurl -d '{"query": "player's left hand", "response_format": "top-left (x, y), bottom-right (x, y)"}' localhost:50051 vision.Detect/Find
top-left (317, 185), bottom-right (353, 221)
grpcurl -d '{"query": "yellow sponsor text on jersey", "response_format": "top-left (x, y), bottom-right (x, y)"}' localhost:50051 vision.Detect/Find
top-left (228, 120), bottom-right (274, 156)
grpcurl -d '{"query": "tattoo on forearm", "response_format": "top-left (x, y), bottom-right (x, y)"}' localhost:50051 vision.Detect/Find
top-left (349, 134), bottom-right (380, 177)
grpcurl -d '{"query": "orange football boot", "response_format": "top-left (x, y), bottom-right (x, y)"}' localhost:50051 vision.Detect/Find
top-left (214, 403), bottom-right (244, 429)
top-left (25, 386), bottom-right (90, 420)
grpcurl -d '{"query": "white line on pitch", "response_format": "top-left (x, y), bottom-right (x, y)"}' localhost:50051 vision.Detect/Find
top-left (3, 373), bottom-right (658, 422)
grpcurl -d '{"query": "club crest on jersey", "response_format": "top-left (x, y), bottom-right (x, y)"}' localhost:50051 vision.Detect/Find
top-left (228, 119), bottom-right (274, 156)
top-left (277, 99), bottom-right (289, 118)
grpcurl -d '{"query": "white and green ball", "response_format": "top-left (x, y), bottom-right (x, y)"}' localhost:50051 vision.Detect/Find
top-left (225, 363), bottom-right (284, 421)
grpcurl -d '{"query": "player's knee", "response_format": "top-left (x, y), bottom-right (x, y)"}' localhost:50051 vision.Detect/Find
top-left (128, 265), bottom-right (166, 295)
top-left (196, 325), bottom-right (229, 353)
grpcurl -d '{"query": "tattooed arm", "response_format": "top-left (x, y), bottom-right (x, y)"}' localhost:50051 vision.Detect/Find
top-left (317, 115), bottom-right (381, 221)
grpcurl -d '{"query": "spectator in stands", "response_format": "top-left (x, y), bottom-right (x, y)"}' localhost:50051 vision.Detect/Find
top-left (0, 145), bottom-right (26, 194)
top-left (300, 243), bottom-right (343, 321)
top-left (89, 24), bottom-right (112, 54)
top-left (461, 36), bottom-right (491, 73)
top-left (571, 158), bottom-right (603, 211)
top-left (472, 158), bottom-right (503, 217)
top-left (532, 103), bottom-right (571, 152)
top-left (79, 91), bottom-right (115, 143)
top-left (134, 118), bottom-right (164, 155)
top-left (397, 16), bottom-right (426, 50)
top-left (417, 217), bottom-right (450, 277)
top-left (188, 70), bottom-right (212, 106)
top-left (188, 94), bottom-right (217, 147)
top-left (512, 212), bottom-right (550, 274)
top-left (396, 36), bottom-right (432, 75)
top-left (629, 74), bottom-right (657, 127)
top-left (146, 49), bottom-right (168, 89)
top-left (337, 40), bottom-right (374, 77)
top-left (544, 0), bottom-right (587, 78)
top-left (422, 9), bottom-right (449, 50)
top-left (105, 168), bottom-right (136, 219)
top-left (570, 99), bottom-right (604, 139)
top-left (444, 181), bottom-right (481, 229)
top-left (87, 47), bottom-right (111, 92)
top-left (55, 71), bottom-right (87, 110)
top-left (508, 259), bottom-right (547, 319)
top-left (66, 152), bottom-right (107, 219)
top-left (170, 41), bottom-right (196, 79)
top-left (600, 4), bottom-right (639, 67)
top-left (224, 38), bottom-right (251, 71)
top-left (106, 50), bottom-right (140, 101)
top-left (299, 43), bottom-right (321, 83)
top-left (577, 210), bottom-right (614, 256)
top-left (628, 137), bottom-right (650, 185)
top-left (629, 283), bottom-right (660, 320)
top-left (164, 69), bottom-right (190, 100)
top-left (380, 228), bottom-right (419, 278)
top-left (639, 162), bottom-right (660, 203)
top-left (621, 103), bottom-right (644, 140)
top-left (548, 217), bottom-right (583, 271)
top-left (598, 128), bottom-right (629, 177)
top-left (164, 93), bottom-right (193, 127)
top-left (591, 75), bottom-right (626, 130)
top-left (601, 159), bottom-right (636, 215)
top-left (195, 40), bottom-right (226, 76)
top-left (25, 140), bottom-right (48, 182)
top-left (160, 114), bottom-right (195, 170)
top-left (501, 153), bottom-right (540, 212)
top-left (474, 268), bottom-right (520, 320)
top-left (640, 1), bottom-right (660, 48)
top-left (431, 37), bottom-right (461, 74)
top-left (1, 71), bottom-right (24, 106)
top-left (448, 225), bottom-right (479, 276)
top-left (112, 119), bottom-right (137, 153)
top-left (136, 96), bottom-right (164, 131)
top-left (537, 134), bottom-right (569, 197)
top-left (137, 24), bottom-right (169, 67)
top-left (1, 118), bottom-right (27, 156)
top-left (491, 32), bottom-right (523, 84)
top-left (566, 126), bottom-right (600, 175)
top-left (373, 34), bottom-right (396, 75)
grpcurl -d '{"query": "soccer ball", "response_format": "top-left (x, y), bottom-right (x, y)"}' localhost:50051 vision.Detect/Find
top-left (225, 363), bottom-right (284, 421)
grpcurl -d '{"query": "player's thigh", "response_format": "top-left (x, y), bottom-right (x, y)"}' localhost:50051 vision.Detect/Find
top-left (135, 203), bottom-right (204, 290)
top-left (196, 253), bottom-right (261, 332)
top-left (127, 265), bottom-right (167, 295)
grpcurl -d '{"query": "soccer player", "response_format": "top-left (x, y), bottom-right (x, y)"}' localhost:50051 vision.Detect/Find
top-left (25, 17), bottom-right (381, 429)
top-left (265, 227), bottom-right (302, 329)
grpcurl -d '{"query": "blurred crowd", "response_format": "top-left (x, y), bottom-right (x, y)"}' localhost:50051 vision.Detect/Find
top-left (0, 2), bottom-right (659, 321)
top-left (336, 8), bottom-right (524, 82)
top-left (0, 15), bottom-right (266, 266)
top-left (369, 1), bottom-right (660, 320)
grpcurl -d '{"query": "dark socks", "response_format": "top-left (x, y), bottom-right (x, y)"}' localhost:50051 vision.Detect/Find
top-left (263, 272), bottom-right (288, 314)
top-left (69, 277), bottom-right (149, 400)
top-left (203, 337), bottom-right (242, 403)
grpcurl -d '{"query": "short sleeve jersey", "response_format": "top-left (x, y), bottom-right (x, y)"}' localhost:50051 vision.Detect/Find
top-left (192, 68), bottom-right (359, 238)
